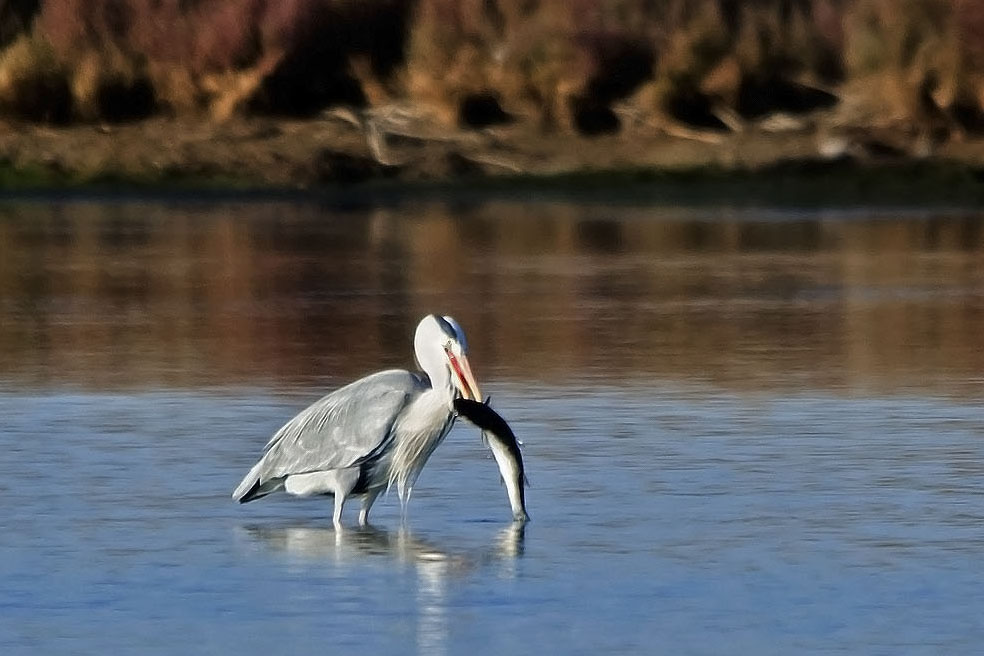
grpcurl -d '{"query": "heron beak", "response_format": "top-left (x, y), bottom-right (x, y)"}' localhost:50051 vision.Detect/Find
top-left (447, 351), bottom-right (482, 401)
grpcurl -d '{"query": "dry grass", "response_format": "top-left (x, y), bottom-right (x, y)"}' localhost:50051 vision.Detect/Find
top-left (0, 0), bottom-right (981, 134)
top-left (0, 33), bottom-right (71, 122)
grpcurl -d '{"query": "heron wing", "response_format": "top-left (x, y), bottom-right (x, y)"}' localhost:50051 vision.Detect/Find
top-left (252, 369), bottom-right (424, 483)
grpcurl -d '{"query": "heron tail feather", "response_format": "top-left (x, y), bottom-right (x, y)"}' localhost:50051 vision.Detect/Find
top-left (232, 460), bottom-right (283, 503)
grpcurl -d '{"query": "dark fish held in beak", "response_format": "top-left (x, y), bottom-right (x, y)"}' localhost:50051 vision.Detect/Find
top-left (454, 398), bottom-right (529, 522)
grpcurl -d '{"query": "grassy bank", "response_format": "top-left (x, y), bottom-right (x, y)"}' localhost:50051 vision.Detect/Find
top-left (358, 159), bottom-right (984, 207)
top-left (2, 146), bottom-right (982, 208)
top-left (0, 155), bottom-right (254, 191)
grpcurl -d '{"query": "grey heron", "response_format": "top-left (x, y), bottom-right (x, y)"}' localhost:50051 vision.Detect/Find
top-left (232, 314), bottom-right (481, 528)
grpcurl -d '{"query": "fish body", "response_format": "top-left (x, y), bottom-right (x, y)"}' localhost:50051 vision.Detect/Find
top-left (454, 398), bottom-right (529, 522)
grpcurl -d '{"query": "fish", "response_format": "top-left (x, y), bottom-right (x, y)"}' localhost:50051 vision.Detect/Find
top-left (454, 397), bottom-right (529, 522)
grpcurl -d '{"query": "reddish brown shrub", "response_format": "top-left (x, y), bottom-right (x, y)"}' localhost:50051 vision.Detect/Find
top-left (0, 0), bottom-right (980, 132)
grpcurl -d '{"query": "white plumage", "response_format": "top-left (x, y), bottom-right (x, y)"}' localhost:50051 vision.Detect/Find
top-left (232, 315), bottom-right (481, 528)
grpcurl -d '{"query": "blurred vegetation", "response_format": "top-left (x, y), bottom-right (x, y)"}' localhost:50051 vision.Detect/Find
top-left (3, 200), bottom-right (984, 391)
top-left (0, 0), bottom-right (982, 138)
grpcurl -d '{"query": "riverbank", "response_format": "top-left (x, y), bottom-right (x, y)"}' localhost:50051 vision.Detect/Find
top-left (1, 115), bottom-right (984, 206)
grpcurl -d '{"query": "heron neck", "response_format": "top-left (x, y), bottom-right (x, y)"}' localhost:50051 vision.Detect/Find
top-left (387, 385), bottom-right (456, 503)
top-left (416, 343), bottom-right (452, 396)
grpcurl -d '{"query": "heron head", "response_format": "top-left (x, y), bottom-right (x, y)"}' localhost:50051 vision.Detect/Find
top-left (414, 314), bottom-right (482, 401)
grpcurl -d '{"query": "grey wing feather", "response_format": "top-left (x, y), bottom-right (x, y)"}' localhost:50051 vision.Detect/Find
top-left (238, 370), bottom-right (423, 491)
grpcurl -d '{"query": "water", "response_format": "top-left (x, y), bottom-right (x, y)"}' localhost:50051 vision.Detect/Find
top-left (2, 199), bottom-right (984, 654)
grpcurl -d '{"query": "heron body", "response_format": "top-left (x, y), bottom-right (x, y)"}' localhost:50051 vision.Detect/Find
top-left (232, 315), bottom-right (481, 528)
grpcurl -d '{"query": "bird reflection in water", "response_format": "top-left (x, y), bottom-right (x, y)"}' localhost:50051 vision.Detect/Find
top-left (237, 523), bottom-right (526, 656)
top-left (238, 523), bottom-right (525, 568)
top-left (238, 522), bottom-right (526, 573)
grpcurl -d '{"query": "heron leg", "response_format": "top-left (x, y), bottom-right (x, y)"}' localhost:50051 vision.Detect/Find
top-left (332, 492), bottom-right (347, 529)
top-left (328, 467), bottom-right (360, 529)
top-left (358, 488), bottom-right (382, 527)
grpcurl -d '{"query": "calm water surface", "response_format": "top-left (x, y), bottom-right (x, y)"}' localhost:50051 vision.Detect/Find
top-left (1, 199), bottom-right (984, 654)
